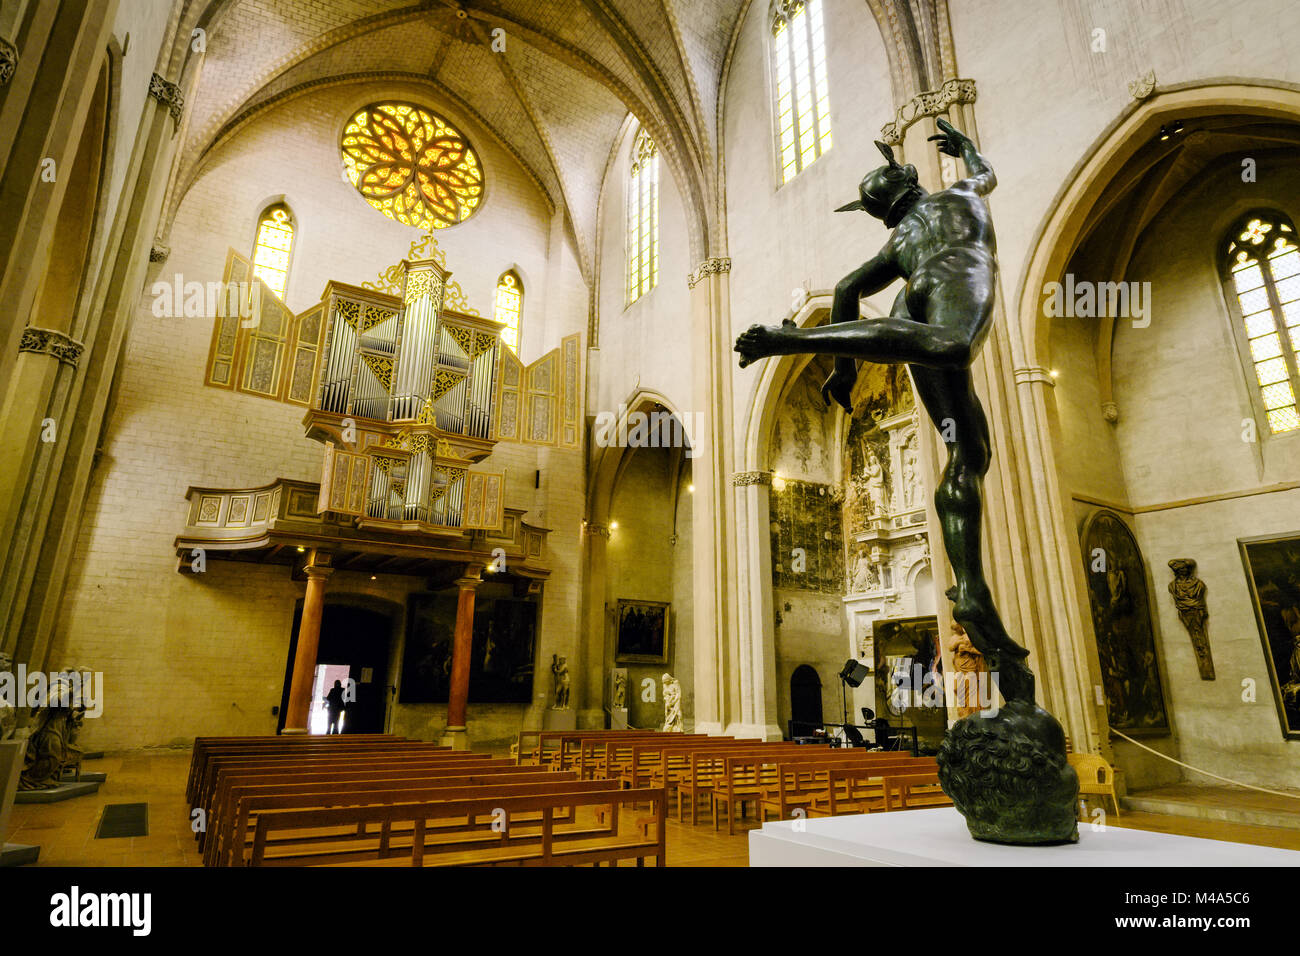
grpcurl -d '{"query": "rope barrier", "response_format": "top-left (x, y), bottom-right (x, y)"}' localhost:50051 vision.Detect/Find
top-left (1110, 728), bottom-right (1300, 800)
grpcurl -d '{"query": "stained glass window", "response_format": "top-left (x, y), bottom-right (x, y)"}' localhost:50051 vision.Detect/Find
top-left (494, 271), bottom-right (523, 353)
top-left (1222, 210), bottom-right (1300, 434)
top-left (627, 129), bottom-right (659, 304)
top-left (341, 103), bottom-right (484, 230)
top-left (252, 204), bottom-right (293, 299)
top-left (772, 0), bottom-right (832, 184)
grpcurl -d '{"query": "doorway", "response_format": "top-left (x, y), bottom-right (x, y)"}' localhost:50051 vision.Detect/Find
top-left (279, 602), bottom-right (395, 734)
top-left (789, 664), bottom-right (823, 735)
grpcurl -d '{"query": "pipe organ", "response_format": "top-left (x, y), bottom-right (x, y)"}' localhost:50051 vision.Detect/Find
top-left (307, 257), bottom-right (507, 533)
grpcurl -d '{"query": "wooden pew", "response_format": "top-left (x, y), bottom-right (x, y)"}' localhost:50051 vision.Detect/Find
top-left (673, 744), bottom-right (829, 824)
top-left (807, 763), bottom-right (947, 817)
top-left (246, 786), bottom-right (668, 868)
top-left (712, 751), bottom-right (931, 834)
top-left (580, 734), bottom-right (722, 781)
top-left (617, 738), bottom-right (765, 791)
top-left (204, 758), bottom-right (520, 860)
top-left (757, 756), bottom-right (937, 822)
top-left (514, 729), bottom-right (656, 767)
top-left (214, 773), bottom-right (605, 867)
top-left (186, 735), bottom-right (402, 803)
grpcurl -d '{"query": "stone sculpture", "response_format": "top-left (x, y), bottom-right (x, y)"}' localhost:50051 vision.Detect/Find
top-left (19, 667), bottom-right (90, 790)
top-left (661, 672), bottom-right (683, 732)
top-left (1168, 558), bottom-right (1215, 680)
top-left (735, 119), bottom-right (1078, 844)
top-left (0, 651), bottom-right (15, 742)
top-left (612, 669), bottom-right (627, 709)
top-left (948, 622), bottom-right (987, 718)
top-left (551, 654), bottom-right (571, 709)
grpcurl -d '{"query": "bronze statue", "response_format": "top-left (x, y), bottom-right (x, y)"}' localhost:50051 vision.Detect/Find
top-left (1168, 558), bottom-right (1215, 680)
top-left (735, 119), bottom-right (1077, 844)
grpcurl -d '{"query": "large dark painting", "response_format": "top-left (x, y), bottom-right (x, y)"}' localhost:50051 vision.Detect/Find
top-left (1240, 533), bottom-right (1300, 740)
top-left (1080, 510), bottom-right (1168, 734)
top-left (615, 599), bottom-right (669, 663)
top-left (399, 586), bottom-right (537, 704)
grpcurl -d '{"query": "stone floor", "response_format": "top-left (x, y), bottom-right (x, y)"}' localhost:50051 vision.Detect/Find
top-left (7, 751), bottom-right (1300, 866)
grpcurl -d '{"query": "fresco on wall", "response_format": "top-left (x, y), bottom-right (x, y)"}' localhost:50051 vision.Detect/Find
top-left (400, 590), bottom-right (537, 704)
top-left (770, 479), bottom-right (844, 593)
top-left (1080, 510), bottom-right (1168, 734)
top-left (1240, 534), bottom-right (1300, 739)
top-left (770, 356), bottom-right (837, 481)
top-left (842, 363), bottom-right (913, 537)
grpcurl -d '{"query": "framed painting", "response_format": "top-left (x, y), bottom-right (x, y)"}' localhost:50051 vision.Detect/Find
top-left (1080, 510), bottom-right (1169, 735)
top-left (615, 599), bottom-right (669, 664)
top-left (1239, 532), bottom-right (1300, 740)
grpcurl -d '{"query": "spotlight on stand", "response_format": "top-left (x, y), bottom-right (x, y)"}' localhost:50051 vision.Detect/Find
top-left (836, 659), bottom-right (871, 746)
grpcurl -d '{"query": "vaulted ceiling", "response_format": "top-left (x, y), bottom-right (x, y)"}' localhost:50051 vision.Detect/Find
top-left (170, 0), bottom-right (758, 281)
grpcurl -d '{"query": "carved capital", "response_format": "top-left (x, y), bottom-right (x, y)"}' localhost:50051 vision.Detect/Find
top-left (19, 327), bottom-right (85, 368)
top-left (1101, 400), bottom-right (1119, 424)
top-left (0, 36), bottom-right (17, 86)
top-left (586, 522), bottom-right (612, 539)
top-left (149, 244), bottom-right (170, 263)
top-left (879, 78), bottom-right (978, 146)
top-left (688, 257), bottom-right (731, 289)
top-left (148, 72), bottom-right (184, 124)
top-left (732, 470), bottom-right (772, 487)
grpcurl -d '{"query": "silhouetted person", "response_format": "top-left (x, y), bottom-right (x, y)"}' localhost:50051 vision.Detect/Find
top-left (325, 679), bottom-right (347, 735)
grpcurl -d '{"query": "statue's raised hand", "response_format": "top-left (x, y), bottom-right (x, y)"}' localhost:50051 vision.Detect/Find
top-left (927, 117), bottom-right (968, 158)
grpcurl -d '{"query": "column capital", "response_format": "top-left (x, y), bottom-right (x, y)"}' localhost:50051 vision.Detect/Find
top-left (585, 522), bottom-right (612, 539)
top-left (1013, 365), bottom-right (1056, 388)
top-left (148, 72), bottom-right (184, 125)
top-left (732, 470), bottom-right (772, 487)
top-left (456, 563), bottom-right (483, 588)
top-left (19, 327), bottom-right (84, 368)
top-left (687, 257), bottom-right (731, 289)
top-left (879, 78), bottom-right (978, 146)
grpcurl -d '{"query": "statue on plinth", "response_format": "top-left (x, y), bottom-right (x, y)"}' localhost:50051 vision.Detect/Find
top-left (19, 667), bottom-right (91, 790)
top-left (612, 670), bottom-right (627, 710)
top-left (735, 119), bottom-right (1078, 844)
top-left (551, 654), bottom-right (571, 710)
top-left (661, 673), bottom-right (683, 732)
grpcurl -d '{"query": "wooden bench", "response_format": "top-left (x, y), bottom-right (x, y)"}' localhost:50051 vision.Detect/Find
top-left (581, 734), bottom-right (727, 781)
top-left (213, 774), bottom-right (608, 867)
top-left (186, 735), bottom-right (403, 803)
top-left (806, 764), bottom-right (948, 817)
top-left (204, 758), bottom-right (522, 859)
top-left (672, 744), bottom-right (829, 824)
top-left (757, 756), bottom-right (937, 822)
top-left (246, 786), bottom-right (668, 867)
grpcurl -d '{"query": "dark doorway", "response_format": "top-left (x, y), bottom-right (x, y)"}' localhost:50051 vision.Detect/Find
top-left (790, 664), bottom-right (823, 735)
top-left (279, 603), bottom-right (394, 734)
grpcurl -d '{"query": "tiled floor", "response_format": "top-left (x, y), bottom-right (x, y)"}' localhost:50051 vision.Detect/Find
top-left (7, 751), bottom-right (1300, 866)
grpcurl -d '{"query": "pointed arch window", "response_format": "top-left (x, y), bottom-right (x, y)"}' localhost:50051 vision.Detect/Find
top-left (627, 129), bottom-right (659, 304)
top-left (772, 0), bottom-right (832, 184)
top-left (252, 203), bottom-right (293, 300)
top-left (494, 271), bottom-right (523, 353)
top-left (1221, 210), bottom-right (1300, 434)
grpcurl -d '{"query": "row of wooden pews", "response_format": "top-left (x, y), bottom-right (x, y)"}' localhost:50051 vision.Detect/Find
top-left (188, 734), bottom-right (666, 867)
top-left (519, 730), bottom-right (952, 835)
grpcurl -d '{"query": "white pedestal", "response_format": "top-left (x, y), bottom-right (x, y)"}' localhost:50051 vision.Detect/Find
top-left (749, 807), bottom-right (1300, 867)
top-left (610, 707), bottom-right (628, 730)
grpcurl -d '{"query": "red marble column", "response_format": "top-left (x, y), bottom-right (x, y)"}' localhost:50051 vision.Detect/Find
top-left (282, 559), bottom-right (332, 734)
top-left (442, 566), bottom-right (482, 749)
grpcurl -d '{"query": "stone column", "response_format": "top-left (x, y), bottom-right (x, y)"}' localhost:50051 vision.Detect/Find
top-left (688, 258), bottom-right (738, 735)
top-left (442, 565), bottom-right (482, 750)
top-left (282, 557), bottom-right (333, 735)
top-left (732, 470), bottom-right (783, 738)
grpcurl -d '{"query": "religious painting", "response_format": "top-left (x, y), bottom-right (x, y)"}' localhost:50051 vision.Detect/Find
top-left (769, 478), bottom-right (844, 593)
top-left (1080, 510), bottom-right (1169, 734)
top-left (1239, 533), bottom-right (1300, 739)
top-left (615, 599), bottom-right (669, 663)
top-left (873, 615), bottom-right (946, 751)
top-left (399, 587), bottom-right (537, 704)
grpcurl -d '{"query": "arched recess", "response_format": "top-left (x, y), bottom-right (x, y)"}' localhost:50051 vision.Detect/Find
top-left (581, 388), bottom-right (694, 726)
top-left (1018, 82), bottom-right (1300, 373)
top-left (1014, 81), bottom-right (1300, 781)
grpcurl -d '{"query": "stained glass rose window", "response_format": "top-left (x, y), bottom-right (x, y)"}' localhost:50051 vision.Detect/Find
top-left (341, 103), bottom-right (484, 230)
